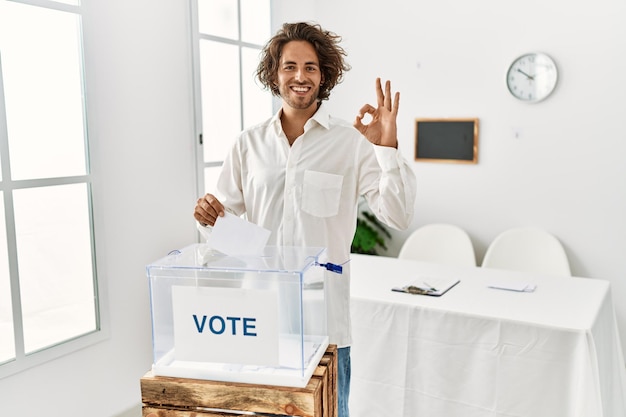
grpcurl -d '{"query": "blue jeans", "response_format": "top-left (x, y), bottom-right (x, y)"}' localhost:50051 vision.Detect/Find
top-left (338, 346), bottom-right (351, 417)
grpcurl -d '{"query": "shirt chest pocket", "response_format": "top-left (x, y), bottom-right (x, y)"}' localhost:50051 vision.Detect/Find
top-left (301, 170), bottom-right (344, 218)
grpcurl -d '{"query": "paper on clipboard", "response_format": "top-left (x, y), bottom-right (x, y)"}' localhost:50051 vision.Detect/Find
top-left (392, 276), bottom-right (460, 297)
top-left (207, 212), bottom-right (271, 257)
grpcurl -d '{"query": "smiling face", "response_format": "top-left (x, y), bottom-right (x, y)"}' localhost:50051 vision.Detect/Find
top-left (276, 40), bottom-right (323, 114)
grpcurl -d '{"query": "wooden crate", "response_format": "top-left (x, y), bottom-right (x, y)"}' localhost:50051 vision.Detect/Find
top-left (141, 344), bottom-right (337, 417)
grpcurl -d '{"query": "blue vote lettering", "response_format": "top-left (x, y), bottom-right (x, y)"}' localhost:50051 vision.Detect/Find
top-left (243, 317), bottom-right (257, 336)
top-left (192, 314), bottom-right (257, 336)
top-left (193, 314), bottom-right (207, 332)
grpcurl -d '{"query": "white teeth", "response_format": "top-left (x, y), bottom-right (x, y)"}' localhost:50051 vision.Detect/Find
top-left (292, 86), bottom-right (309, 92)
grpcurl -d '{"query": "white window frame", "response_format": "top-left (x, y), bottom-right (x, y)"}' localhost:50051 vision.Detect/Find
top-left (0, 0), bottom-right (106, 379)
top-left (189, 0), bottom-right (275, 200)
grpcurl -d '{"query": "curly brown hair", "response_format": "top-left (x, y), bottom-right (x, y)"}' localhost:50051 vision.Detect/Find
top-left (256, 22), bottom-right (351, 101)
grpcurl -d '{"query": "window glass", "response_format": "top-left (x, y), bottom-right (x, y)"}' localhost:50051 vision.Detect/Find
top-left (194, 0), bottom-right (272, 197)
top-left (240, 0), bottom-right (271, 44)
top-left (241, 46), bottom-right (273, 127)
top-left (200, 40), bottom-right (241, 163)
top-left (0, 194), bottom-right (15, 364)
top-left (197, 0), bottom-right (237, 39)
top-left (204, 166), bottom-right (221, 195)
top-left (13, 184), bottom-right (96, 353)
top-left (0, 2), bottom-right (86, 181)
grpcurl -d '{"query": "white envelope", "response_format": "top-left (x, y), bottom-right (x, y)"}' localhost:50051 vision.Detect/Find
top-left (208, 212), bottom-right (271, 257)
top-left (488, 280), bottom-right (537, 292)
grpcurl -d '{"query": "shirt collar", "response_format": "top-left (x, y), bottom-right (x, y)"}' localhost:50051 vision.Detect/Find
top-left (309, 102), bottom-right (331, 130)
top-left (271, 101), bottom-right (331, 134)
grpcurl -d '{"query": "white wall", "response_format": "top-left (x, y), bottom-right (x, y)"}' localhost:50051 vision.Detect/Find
top-left (276, 0), bottom-right (626, 356)
top-left (0, 1), bottom-right (624, 416)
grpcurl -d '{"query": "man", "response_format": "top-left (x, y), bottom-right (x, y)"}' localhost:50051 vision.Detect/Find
top-left (194, 22), bottom-right (416, 417)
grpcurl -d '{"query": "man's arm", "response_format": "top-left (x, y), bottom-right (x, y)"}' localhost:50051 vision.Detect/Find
top-left (355, 78), bottom-right (416, 230)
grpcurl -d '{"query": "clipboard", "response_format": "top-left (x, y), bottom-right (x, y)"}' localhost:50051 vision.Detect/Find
top-left (392, 276), bottom-right (460, 297)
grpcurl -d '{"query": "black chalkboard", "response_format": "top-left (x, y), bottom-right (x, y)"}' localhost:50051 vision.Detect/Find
top-left (415, 118), bottom-right (478, 163)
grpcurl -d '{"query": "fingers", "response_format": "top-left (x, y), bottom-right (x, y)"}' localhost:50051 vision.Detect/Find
top-left (357, 79), bottom-right (399, 132)
top-left (383, 79), bottom-right (392, 111)
top-left (356, 104), bottom-right (375, 119)
top-left (376, 77), bottom-right (384, 108)
top-left (354, 104), bottom-right (375, 132)
top-left (353, 116), bottom-right (364, 132)
top-left (375, 78), bottom-right (396, 112)
top-left (193, 193), bottom-right (225, 226)
top-left (392, 91), bottom-right (400, 115)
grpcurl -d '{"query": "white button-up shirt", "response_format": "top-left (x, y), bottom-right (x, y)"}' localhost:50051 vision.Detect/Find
top-left (206, 103), bottom-right (416, 347)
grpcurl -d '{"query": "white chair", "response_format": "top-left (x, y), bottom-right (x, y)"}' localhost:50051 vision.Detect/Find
top-left (481, 227), bottom-right (571, 276)
top-left (398, 223), bottom-right (476, 267)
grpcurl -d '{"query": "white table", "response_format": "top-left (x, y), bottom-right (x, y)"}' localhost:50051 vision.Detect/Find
top-left (348, 254), bottom-right (626, 417)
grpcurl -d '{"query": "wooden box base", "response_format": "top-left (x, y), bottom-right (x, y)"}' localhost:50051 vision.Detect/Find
top-left (141, 344), bottom-right (337, 417)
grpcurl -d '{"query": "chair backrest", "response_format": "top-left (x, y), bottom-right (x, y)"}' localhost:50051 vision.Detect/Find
top-left (398, 223), bottom-right (476, 267)
top-left (481, 227), bottom-right (571, 276)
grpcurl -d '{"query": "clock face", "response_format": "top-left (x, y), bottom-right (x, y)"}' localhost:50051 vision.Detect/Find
top-left (506, 53), bottom-right (558, 102)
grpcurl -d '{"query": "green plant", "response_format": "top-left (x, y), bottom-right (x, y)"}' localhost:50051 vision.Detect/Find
top-left (351, 210), bottom-right (392, 255)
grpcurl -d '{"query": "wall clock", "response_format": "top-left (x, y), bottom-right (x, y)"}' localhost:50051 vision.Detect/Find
top-left (506, 52), bottom-right (558, 102)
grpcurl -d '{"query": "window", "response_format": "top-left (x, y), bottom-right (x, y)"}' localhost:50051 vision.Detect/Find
top-left (0, 0), bottom-right (99, 377)
top-left (191, 0), bottom-right (274, 195)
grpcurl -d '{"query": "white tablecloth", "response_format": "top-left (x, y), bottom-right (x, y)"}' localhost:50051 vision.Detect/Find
top-left (348, 254), bottom-right (626, 417)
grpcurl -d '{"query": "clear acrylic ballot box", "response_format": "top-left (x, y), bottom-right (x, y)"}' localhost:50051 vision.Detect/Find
top-left (146, 244), bottom-right (329, 388)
